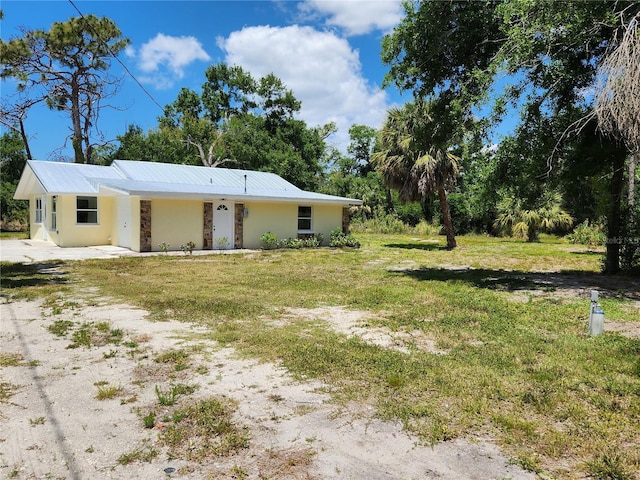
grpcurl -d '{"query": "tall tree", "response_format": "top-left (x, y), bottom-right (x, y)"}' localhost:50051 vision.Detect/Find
top-left (160, 64), bottom-right (304, 169)
top-left (346, 124), bottom-right (377, 176)
top-left (373, 99), bottom-right (460, 249)
top-left (0, 15), bottom-right (130, 164)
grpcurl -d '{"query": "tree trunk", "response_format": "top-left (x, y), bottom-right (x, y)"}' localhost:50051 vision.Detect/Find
top-left (604, 152), bottom-right (626, 274)
top-left (629, 153), bottom-right (636, 212)
top-left (70, 76), bottom-right (85, 163)
top-left (18, 119), bottom-right (32, 160)
top-left (385, 187), bottom-right (394, 215)
top-left (438, 186), bottom-right (457, 250)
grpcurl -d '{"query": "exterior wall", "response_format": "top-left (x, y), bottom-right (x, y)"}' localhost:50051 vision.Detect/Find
top-left (311, 204), bottom-right (344, 243)
top-left (241, 201), bottom-right (344, 249)
top-left (32, 194), bottom-right (115, 247)
top-left (149, 199), bottom-right (203, 252)
top-left (242, 202), bottom-right (296, 249)
top-left (29, 196), bottom-right (46, 241)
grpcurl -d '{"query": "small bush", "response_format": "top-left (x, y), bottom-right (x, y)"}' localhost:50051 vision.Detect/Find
top-left (180, 241), bottom-right (196, 255)
top-left (285, 237), bottom-right (304, 249)
top-left (260, 232), bottom-right (279, 250)
top-left (566, 220), bottom-right (606, 246)
top-left (329, 228), bottom-right (360, 248)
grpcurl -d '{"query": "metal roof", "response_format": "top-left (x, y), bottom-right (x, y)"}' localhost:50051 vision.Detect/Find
top-left (15, 160), bottom-right (362, 206)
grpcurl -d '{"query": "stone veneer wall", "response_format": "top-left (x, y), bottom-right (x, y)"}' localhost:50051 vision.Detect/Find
top-left (234, 204), bottom-right (244, 249)
top-left (342, 207), bottom-right (351, 233)
top-left (203, 202), bottom-right (213, 249)
top-left (140, 200), bottom-right (152, 252)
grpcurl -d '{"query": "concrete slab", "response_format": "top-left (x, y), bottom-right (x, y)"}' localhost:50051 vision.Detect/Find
top-left (0, 239), bottom-right (254, 264)
top-left (0, 239), bottom-right (138, 263)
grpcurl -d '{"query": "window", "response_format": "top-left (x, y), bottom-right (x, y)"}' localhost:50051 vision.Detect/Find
top-left (298, 206), bottom-right (312, 231)
top-left (77, 196), bottom-right (98, 224)
top-left (35, 197), bottom-right (43, 223)
top-left (51, 196), bottom-right (57, 230)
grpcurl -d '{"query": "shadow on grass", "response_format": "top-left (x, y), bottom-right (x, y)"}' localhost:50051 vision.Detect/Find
top-left (384, 242), bottom-right (447, 252)
top-left (0, 262), bottom-right (67, 289)
top-left (392, 267), bottom-right (640, 301)
top-left (568, 250), bottom-right (605, 256)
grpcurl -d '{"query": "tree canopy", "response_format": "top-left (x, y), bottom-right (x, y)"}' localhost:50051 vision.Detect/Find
top-left (0, 14), bottom-right (130, 164)
top-left (381, 0), bottom-right (640, 272)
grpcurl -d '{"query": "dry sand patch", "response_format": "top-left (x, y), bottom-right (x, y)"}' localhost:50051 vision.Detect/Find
top-left (1, 298), bottom-right (534, 479)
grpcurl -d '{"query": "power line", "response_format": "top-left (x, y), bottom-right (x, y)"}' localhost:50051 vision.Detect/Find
top-left (67, 0), bottom-right (165, 113)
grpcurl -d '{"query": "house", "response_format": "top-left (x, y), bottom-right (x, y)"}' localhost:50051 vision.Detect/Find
top-left (14, 160), bottom-right (362, 252)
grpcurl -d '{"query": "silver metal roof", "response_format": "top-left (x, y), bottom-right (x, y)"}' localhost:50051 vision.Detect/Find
top-left (15, 160), bottom-right (362, 206)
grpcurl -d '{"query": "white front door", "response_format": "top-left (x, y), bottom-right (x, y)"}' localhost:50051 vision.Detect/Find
top-left (117, 197), bottom-right (132, 249)
top-left (213, 202), bottom-right (233, 249)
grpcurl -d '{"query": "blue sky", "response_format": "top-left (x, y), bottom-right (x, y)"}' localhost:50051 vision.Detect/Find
top-left (1, 0), bottom-right (410, 161)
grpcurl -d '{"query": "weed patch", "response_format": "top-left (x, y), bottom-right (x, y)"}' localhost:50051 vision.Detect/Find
top-left (117, 444), bottom-right (159, 465)
top-left (157, 397), bottom-right (249, 461)
top-left (95, 383), bottom-right (122, 400)
top-left (0, 382), bottom-right (20, 402)
top-left (155, 383), bottom-right (197, 406)
top-left (0, 353), bottom-right (24, 367)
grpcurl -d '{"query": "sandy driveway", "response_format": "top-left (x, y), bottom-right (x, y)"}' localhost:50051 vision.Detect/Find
top-left (0, 294), bottom-right (535, 479)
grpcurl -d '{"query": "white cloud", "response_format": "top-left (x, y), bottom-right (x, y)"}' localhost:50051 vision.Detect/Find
top-left (217, 25), bottom-right (390, 151)
top-left (299, 0), bottom-right (403, 36)
top-left (131, 33), bottom-right (211, 89)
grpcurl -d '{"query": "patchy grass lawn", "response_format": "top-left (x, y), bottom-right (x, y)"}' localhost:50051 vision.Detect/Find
top-left (2, 233), bottom-right (639, 479)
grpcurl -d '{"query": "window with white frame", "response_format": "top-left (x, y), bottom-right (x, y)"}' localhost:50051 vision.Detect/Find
top-left (77, 196), bottom-right (98, 224)
top-left (35, 197), bottom-right (43, 223)
top-left (298, 206), bottom-right (312, 232)
top-left (51, 196), bottom-right (57, 230)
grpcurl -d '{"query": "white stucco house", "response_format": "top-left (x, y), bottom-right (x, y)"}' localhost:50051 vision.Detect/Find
top-left (14, 160), bottom-right (362, 252)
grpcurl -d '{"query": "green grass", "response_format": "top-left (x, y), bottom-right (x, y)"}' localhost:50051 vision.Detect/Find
top-left (3, 233), bottom-right (639, 478)
top-left (0, 231), bottom-right (28, 240)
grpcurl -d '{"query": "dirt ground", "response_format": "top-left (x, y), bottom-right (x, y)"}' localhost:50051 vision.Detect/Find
top-left (0, 293), bottom-right (538, 480)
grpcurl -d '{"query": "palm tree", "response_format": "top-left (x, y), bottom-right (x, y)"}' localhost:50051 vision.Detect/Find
top-left (493, 191), bottom-right (574, 242)
top-left (373, 99), bottom-right (460, 249)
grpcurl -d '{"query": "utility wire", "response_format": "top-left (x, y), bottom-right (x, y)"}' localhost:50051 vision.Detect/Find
top-left (67, 0), bottom-right (165, 112)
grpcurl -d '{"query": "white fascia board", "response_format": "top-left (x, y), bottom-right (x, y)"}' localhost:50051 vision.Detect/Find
top-left (122, 190), bottom-right (361, 205)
